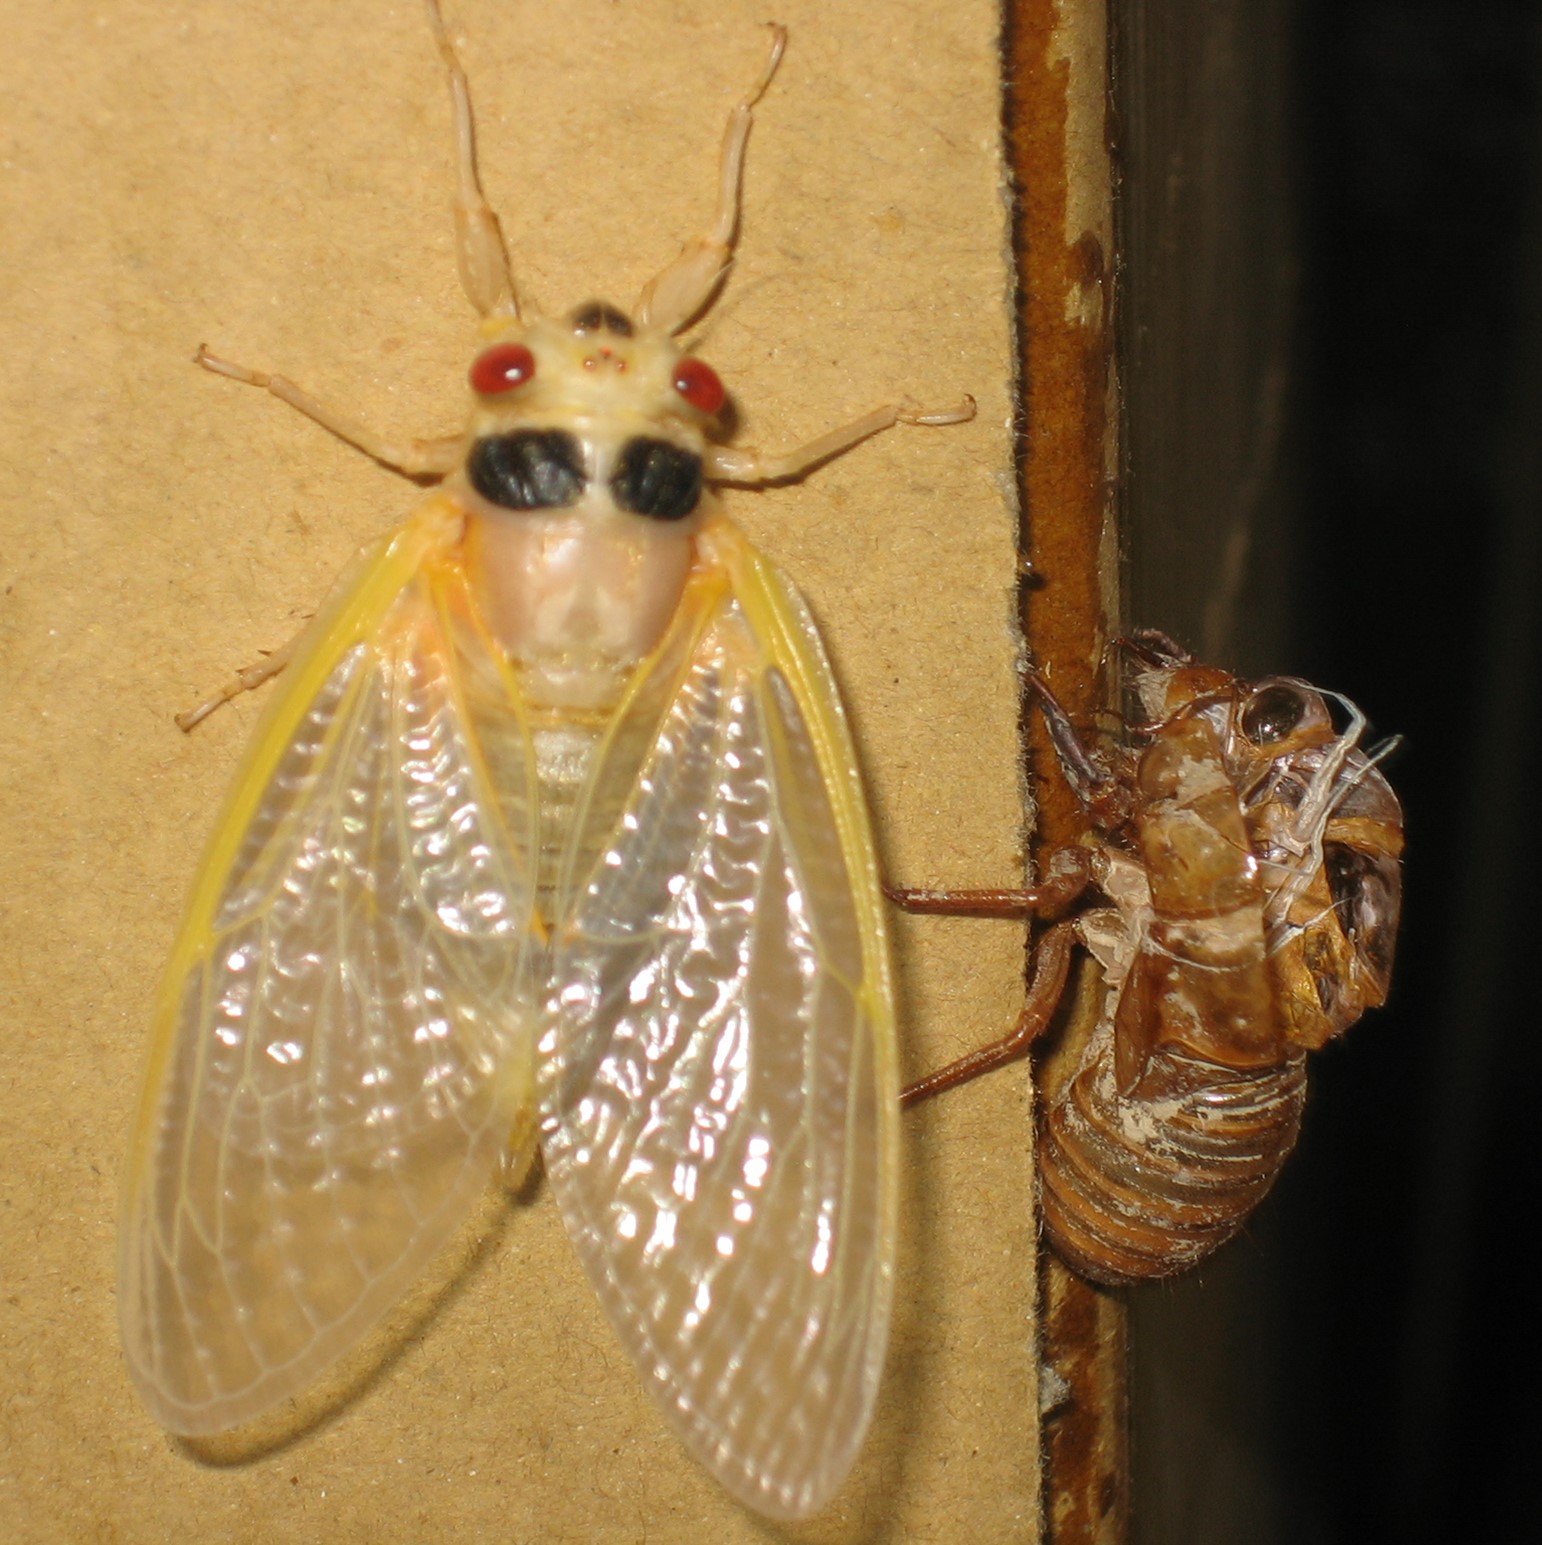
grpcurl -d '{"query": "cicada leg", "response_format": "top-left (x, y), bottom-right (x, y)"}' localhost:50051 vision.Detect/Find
top-left (705, 397), bottom-right (976, 485)
top-left (886, 845), bottom-right (1092, 919)
top-left (889, 847), bottom-right (1092, 1107)
top-left (175, 634), bottom-right (303, 732)
top-left (194, 5), bottom-right (509, 468)
top-left (1023, 666), bottom-right (1135, 829)
top-left (194, 348), bottom-right (464, 478)
top-left (177, 347), bottom-right (464, 730)
top-left (1112, 627), bottom-right (1191, 670)
top-left (899, 918), bottom-right (1080, 1109)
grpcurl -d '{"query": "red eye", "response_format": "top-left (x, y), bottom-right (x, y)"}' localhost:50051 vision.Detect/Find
top-left (673, 357), bottom-right (725, 416)
top-left (469, 342), bottom-right (536, 395)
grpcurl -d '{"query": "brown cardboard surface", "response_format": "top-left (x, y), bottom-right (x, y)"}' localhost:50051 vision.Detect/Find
top-left (0, 2), bottom-right (1029, 1539)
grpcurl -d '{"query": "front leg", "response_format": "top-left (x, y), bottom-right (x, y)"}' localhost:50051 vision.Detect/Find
top-left (705, 396), bottom-right (975, 485)
top-left (887, 846), bottom-right (1093, 919)
top-left (196, 348), bottom-right (465, 479)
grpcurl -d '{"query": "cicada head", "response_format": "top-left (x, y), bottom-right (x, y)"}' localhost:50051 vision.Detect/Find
top-left (460, 302), bottom-right (730, 531)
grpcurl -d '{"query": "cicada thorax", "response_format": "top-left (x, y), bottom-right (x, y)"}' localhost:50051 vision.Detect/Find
top-left (1037, 654), bottom-right (1403, 1285)
top-left (457, 304), bottom-right (723, 695)
top-left (1121, 711), bottom-right (1282, 1073)
top-left (448, 301), bottom-right (734, 918)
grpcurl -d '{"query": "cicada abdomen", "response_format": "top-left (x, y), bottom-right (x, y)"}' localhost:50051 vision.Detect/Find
top-left (1036, 643), bottom-right (1404, 1284)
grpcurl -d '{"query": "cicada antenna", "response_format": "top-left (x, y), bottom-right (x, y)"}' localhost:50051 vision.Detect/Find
top-left (425, 0), bottom-right (520, 319)
top-left (634, 24), bottom-right (787, 334)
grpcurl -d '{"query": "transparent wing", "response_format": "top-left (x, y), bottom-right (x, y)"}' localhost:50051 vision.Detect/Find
top-left (120, 500), bottom-right (542, 1436)
top-left (538, 522), bottom-right (899, 1521)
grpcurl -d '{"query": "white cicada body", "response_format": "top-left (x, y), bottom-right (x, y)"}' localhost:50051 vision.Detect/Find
top-left (119, 3), bottom-right (971, 1519)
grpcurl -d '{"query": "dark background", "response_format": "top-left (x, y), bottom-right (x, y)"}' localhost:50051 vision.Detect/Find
top-left (1287, 0), bottom-right (1540, 1537)
top-left (1113, 1), bottom-right (1542, 1540)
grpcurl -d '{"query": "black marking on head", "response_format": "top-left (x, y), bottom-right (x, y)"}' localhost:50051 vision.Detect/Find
top-left (611, 437), bottom-right (703, 521)
top-left (570, 301), bottom-right (635, 337)
top-left (467, 430), bottom-right (586, 510)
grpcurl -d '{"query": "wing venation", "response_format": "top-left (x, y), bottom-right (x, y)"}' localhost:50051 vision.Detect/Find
top-left (539, 531), bottom-right (897, 1519)
top-left (121, 528), bottom-right (541, 1435)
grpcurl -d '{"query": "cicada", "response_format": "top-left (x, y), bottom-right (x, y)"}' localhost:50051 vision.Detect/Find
top-left (118, 2), bottom-right (970, 1520)
top-left (896, 634), bottom-right (1403, 1284)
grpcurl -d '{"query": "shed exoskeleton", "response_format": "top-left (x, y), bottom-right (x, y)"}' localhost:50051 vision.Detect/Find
top-left (895, 633), bottom-right (1403, 1283)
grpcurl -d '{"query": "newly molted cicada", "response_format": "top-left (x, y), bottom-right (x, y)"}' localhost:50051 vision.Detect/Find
top-left (118, 1), bottom-right (970, 1519)
top-left (896, 634), bottom-right (1403, 1284)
